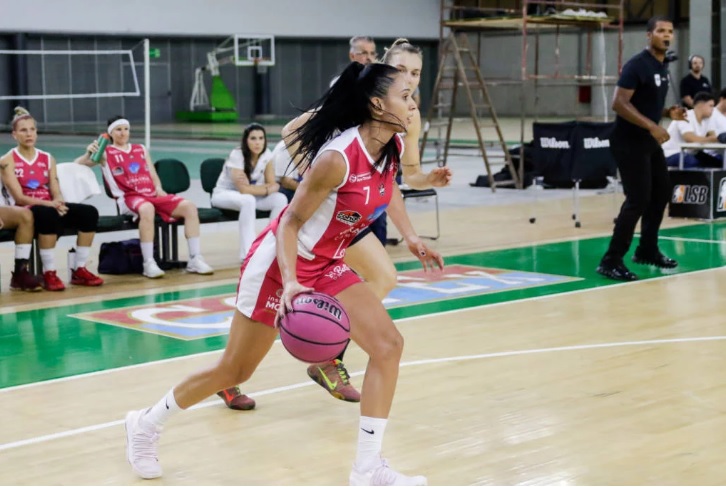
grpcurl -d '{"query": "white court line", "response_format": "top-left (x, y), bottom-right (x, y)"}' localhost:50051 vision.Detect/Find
top-left (1, 266), bottom-right (724, 395)
top-left (2, 333), bottom-right (726, 453)
top-left (655, 235), bottom-right (726, 245)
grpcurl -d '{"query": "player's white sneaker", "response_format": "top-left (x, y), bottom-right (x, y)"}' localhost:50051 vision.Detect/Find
top-left (125, 409), bottom-right (162, 479)
top-left (142, 260), bottom-right (165, 279)
top-left (186, 255), bottom-right (214, 275)
top-left (349, 457), bottom-right (427, 486)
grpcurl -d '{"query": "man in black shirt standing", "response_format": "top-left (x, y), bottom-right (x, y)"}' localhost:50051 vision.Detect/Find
top-left (597, 16), bottom-right (687, 281)
top-left (679, 54), bottom-right (712, 108)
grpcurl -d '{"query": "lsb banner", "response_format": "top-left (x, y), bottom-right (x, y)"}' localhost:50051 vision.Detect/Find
top-left (669, 169), bottom-right (726, 220)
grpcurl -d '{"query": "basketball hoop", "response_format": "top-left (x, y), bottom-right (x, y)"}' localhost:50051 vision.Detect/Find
top-left (253, 56), bottom-right (270, 74)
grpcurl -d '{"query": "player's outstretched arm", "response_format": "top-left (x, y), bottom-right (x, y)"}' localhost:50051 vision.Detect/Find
top-left (387, 184), bottom-right (443, 272)
top-left (400, 110), bottom-right (452, 189)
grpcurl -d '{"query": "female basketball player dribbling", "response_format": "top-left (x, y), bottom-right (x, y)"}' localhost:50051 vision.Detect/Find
top-left (124, 62), bottom-right (443, 485)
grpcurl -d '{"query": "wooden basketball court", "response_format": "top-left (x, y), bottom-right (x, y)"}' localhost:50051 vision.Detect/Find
top-left (2, 193), bottom-right (725, 485)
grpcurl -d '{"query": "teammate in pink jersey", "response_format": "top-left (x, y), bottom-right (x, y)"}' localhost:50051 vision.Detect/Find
top-left (0, 107), bottom-right (103, 291)
top-left (76, 117), bottom-right (213, 278)
top-left (124, 62), bottom-right (442, 485)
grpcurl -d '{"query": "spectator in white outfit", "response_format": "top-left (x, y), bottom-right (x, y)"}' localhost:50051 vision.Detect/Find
top-left (211, 123), bottom-right (287, 261)
top-left (709, 88), bottom-right (726, 132)
top-left (703, 88), bottom-right (726, 163)
top-left (271, 139), bottom-right (300, 203)
top-left (662, 91), bottom-right (719, 168)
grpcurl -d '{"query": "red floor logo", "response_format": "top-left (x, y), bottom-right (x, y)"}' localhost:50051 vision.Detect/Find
top-left (72, 296), bottom-right (237, 340)
top-left (72, 265), bottom-right (578, 340)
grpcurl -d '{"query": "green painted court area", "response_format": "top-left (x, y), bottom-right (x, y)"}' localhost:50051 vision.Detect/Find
top-left (2, 222), bottom-right (725, 389)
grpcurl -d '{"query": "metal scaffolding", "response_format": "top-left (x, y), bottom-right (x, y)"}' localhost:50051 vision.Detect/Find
top-left (425, 0), bottom-right (625, 186)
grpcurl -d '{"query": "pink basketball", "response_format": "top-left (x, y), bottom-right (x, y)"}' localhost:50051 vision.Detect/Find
top-left (279, 292), bottom-right (351, 363)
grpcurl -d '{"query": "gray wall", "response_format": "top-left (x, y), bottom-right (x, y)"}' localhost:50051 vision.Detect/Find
top-left (0, 0), bottom-right (440, 39)
top-left (1, 34), bottom-right (438, 127)
top-left (1, 16), bottom-right (703, 127)
top-left (463, 24), bottom-right (695, 118)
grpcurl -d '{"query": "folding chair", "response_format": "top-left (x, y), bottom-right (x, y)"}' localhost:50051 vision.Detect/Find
top-left (398, 187), bottom-right (440, 241)
top-left (155, 158), bottom-right (224, 267)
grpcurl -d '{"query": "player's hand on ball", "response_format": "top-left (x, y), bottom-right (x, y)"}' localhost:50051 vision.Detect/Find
top-left (278, 280), bottom-right (314, 324)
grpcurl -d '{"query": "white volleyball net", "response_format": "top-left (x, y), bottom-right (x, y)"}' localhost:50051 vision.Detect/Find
top-left (0, 39), bottom-right (151, 145)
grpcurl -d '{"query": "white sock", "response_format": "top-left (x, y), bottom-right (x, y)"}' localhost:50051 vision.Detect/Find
top-left (15, 243), bottom-right (32, 260)
top-left (140, 242), bottom-right (154, 263)
top-left (187, 237), bottom-right (200, 259)
top-left (355, 416), bottom-right (388, 471)
top-left (143, 389), bottom-right (182, 428)
top-left (39, 249), bottom-right (56, 272)
top-left (75, 246), bottom-right (91, 268)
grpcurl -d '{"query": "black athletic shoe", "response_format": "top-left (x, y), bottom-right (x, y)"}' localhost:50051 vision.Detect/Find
top-left (596, 260), bottom-right (638, 281)
top-left (632, 249), bottom-right (678, 269)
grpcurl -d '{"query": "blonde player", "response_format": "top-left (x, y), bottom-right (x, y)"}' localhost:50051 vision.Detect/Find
top-left (1, 107), bottom-right (104, 291)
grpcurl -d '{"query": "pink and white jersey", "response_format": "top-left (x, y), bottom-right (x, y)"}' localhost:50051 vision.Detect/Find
top-left (102, 144), bottom-right (156, 198)
top-left (235, 127), bottom-right (403, 324)
top-left (276, 126), bottom-right (403, 263)
top-left (11, 148), bottom-right (52, 203)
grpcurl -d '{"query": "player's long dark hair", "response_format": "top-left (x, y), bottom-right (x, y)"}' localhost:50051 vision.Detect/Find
top-left (287, 61), bottom-right (404, 175)
top-left (240, 123), bottom-right (268, 180)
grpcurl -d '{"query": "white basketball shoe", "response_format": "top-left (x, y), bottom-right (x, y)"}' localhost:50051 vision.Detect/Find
top-left (142, 259), bottom-right (165, 279)
top-left (349, 457), bottom-right (427, 486)
top-left (125, 409), bottom-right (163, 479)
top-left (186, 255), bottom-right (214, 275)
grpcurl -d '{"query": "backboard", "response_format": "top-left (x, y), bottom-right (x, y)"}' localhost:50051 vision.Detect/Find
top-left (209, 35), bottom-right (275, 69)
top-left (234, 35), bottom-right (275, 67)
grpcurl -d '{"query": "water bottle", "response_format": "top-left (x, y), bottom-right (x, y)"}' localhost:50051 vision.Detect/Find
top-left (90, 133), bottom-right (110, 163)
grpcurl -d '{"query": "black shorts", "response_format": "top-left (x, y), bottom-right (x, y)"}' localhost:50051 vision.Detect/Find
top-left (350, 225), bottom-right (372, 246)
top-left (30, 203), bottom-right (98, 235)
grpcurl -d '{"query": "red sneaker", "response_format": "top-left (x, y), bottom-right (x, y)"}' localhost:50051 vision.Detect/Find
top-left (9, 266), bottom-right (42, 292)
top-left (307, 359), bottom-right (361, 402)
top-left (42, 270), bottom-right (66, 292)
top-left (71, 266), bottom-right (104, 286)
top-left (216, 386), bottom-right (256, 410)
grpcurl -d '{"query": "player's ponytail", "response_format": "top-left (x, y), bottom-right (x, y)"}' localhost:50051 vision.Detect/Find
top-left (288, 61), bottom-right (402, 174)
